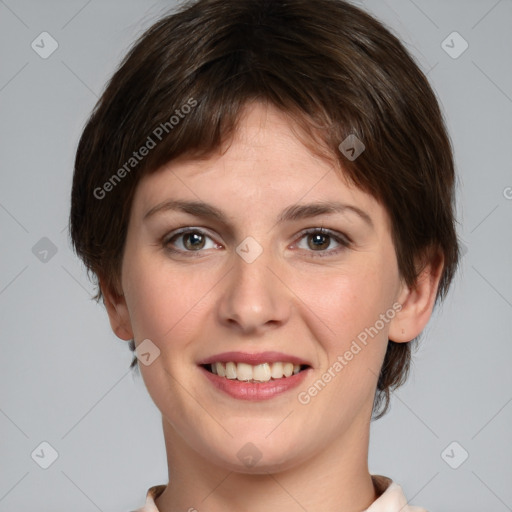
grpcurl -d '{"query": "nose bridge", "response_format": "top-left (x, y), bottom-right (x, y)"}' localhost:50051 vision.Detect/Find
top-left (217, 236), bottom-right (289, 332)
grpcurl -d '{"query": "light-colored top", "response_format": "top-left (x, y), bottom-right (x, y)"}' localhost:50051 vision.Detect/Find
top-left (131, 475), bottom-right (427, 511)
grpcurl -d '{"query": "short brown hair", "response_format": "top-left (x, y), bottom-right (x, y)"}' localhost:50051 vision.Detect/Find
top-left (69, 0), bottom-right (460, 418)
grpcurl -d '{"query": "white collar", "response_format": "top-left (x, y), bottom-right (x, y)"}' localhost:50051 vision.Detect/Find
top-left (133, 475), bottom-right (427, 512)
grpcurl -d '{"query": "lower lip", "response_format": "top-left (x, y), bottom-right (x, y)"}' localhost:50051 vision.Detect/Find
top-left (199, 365), bottom-right (310, 401)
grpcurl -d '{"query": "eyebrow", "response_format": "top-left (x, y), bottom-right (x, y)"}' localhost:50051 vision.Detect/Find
top-left (143, 199), bottom-right (373, 228)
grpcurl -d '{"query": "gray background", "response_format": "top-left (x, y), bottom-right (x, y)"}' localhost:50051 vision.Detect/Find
top-left (0, 0), bottom-right (511, 510)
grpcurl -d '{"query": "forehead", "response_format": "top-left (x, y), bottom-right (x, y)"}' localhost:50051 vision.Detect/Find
top-left (131, 102), bottom-right (386, 229)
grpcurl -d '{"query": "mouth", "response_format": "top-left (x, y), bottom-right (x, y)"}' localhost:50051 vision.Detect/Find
top-left (197, 351), bottom-right (312, 400)
top-left (200, 361), bottom-right (311, 383)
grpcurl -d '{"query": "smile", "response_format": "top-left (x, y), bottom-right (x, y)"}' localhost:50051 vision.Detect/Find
top-left (198, 351), bottom-right (312, 401)
top-left (204, 361), bottom-right (307, 382)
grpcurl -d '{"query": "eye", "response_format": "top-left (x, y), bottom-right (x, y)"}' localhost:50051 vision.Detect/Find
top-left (163, 228), bottom-right (220, 254)
top-left (162, 227), bottom-right (350, 258)
top-left (294, 228), bottom-right (350, 257)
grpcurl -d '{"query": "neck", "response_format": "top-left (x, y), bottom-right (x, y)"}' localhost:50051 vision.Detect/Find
top-left (155, 413), bottom-right (378, 512)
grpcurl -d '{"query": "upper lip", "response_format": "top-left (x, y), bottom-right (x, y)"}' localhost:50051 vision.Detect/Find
top-left (198, 351), bottom-right (312, 367)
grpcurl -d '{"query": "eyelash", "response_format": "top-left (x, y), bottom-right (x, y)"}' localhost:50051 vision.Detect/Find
top-left (162, 227), bottom-right (351, 258)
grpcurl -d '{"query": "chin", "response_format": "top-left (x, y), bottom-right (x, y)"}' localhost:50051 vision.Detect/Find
top-left (217, 450), bottom-right (305, 475)
top-left (203, 432), bottom-right (312, 475)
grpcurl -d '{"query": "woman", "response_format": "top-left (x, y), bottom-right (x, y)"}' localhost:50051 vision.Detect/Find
top-left (69, 0), bottom-right (460, 510)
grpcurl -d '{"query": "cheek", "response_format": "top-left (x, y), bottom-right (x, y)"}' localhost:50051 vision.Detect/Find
top-left (121, 251), bottom-right (215, 344)
top-left (293, 267), bottom-right (391, 340)
top-left (290, 263), bottom-right (396, 398)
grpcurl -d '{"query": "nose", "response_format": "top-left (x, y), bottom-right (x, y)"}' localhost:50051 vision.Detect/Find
top-left (216, 242), bottom-right (291, 335)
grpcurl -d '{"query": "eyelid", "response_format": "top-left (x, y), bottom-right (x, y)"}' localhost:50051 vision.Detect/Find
top-left (295, 227), bottom-right (352, 245)
top-left (163, 226), bottom-right (217, 241)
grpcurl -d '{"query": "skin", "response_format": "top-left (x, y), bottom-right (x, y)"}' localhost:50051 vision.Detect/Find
top-left (102, 101), bottom-right (443, 512)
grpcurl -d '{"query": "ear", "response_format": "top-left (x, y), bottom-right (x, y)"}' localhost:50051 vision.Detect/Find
top-left (388, 248), bottom-right (444, 343)
top-left (99, 276), bottom-right (134, 341)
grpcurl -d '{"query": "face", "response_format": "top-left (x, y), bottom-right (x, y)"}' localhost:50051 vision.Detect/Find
top-left (112, 102), bottom-right (409, 473)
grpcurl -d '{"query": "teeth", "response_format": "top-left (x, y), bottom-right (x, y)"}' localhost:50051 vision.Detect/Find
top-left (283, 362), bottom-right (294, 377)
top-left (271, 362), bottom-right (284, 379)
top-left (236, 362), bottom-right (253, 381)
top-left (225, 362), bottom-right (237, 379)
top-left (253, 363), bottom-right (271, 382)
top-left (215, 362), bottom-right (226, 377)
top-left (209, 362), bottom-right (303, 381)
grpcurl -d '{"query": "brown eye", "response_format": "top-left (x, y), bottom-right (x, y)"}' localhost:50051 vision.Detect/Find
top-left (307, 232), bottom-right (331, 251)
top-left (182, 232), bottom-right (206, 251)
top-left (295, 228), bottom-right (350, 257)
top-left (164, 228), bottom-right (219, 254)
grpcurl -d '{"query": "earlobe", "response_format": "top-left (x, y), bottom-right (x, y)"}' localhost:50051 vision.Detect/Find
top-left (388, 249), bottom-right (444, 343)
top-left (99, 276), bottom-right (134, 341)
